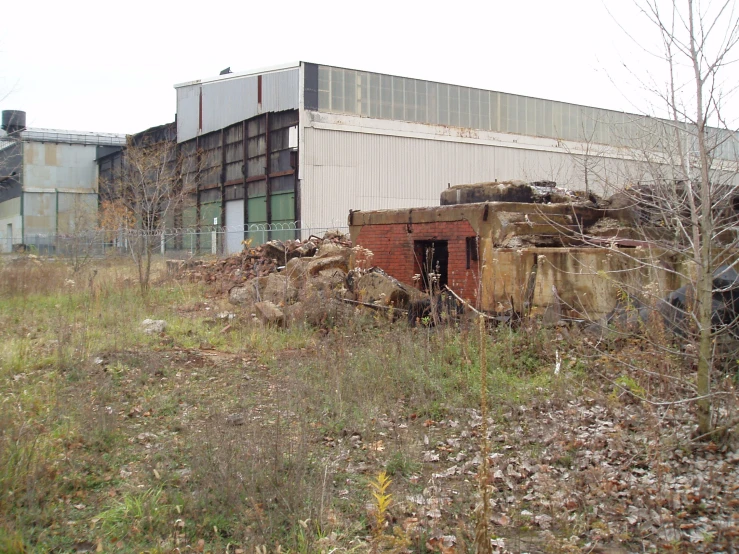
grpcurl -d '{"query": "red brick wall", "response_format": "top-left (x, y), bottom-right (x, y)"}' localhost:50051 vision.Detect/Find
top-left (355, 221), bottom-right (480, 304)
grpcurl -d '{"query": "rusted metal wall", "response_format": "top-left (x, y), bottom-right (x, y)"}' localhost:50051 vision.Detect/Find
top-left (177, 109), bottom-right (299, 248)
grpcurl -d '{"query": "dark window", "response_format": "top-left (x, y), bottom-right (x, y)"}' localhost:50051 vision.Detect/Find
top-left (466, 236), bottom-right (479, 269)
top-left (414, 240), bottom-right (448, 291)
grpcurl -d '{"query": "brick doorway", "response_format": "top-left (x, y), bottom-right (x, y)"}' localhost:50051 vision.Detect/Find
top-left (414, 240), bottom-right (448, 291)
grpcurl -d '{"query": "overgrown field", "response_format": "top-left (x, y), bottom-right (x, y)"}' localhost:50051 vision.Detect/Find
top-left (1, 257), bottom-right (738, 553)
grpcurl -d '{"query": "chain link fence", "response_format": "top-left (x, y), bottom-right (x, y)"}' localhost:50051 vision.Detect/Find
top-left (6, 223), bottom-right (350, 259)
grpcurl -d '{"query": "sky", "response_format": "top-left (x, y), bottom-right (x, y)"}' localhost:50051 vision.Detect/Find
top-left (1, 0), bottom-right (737, 135)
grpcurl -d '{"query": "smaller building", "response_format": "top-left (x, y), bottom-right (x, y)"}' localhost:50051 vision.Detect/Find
top-left (350, 181), bottom-right (682, 319)
top-left (0, 110), bottom-right (126, 253)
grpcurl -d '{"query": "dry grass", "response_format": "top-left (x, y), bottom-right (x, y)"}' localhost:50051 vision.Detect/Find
top-left (0, 255), bottom-right (736, 553)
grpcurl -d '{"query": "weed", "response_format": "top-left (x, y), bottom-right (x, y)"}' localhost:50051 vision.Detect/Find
top-left (385, 451), bottom-right (420, 478)
top-left (0, 528), bottom-right (27, 554)
top-left (96, 487), bottom-right (171, 542)
top-left (368, 471), bottom-right (408, 553)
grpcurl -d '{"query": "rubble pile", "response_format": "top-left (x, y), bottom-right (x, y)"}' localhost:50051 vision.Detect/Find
top-left (173, 230), bottom-right (351, 289)
top-left (172, 230), bottom-right (424, 327)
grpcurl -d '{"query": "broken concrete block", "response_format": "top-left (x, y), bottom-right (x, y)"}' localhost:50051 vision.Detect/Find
top-left (307, 254), bottom-right (349, 276)
top-left (141, 319), bottom-right (167, 335)
top-left (284, 257), bottom-right (311, 284)
top-left (293, 240), bottom-right (318, 258)
top-left (229, 283), bottom-right (259, 305)
top-left (261, 240), bottom-right (287, 262)
top-left (261, 273), bottom-right (299, 304)
top-left (315, 242), bottom-right (346, 258)
top-left (254, 301), bottom-right (285, 327)
top-left (229, 274), bottom-right (298, 306)
top-left (355, 271), bottom-right (412, 308)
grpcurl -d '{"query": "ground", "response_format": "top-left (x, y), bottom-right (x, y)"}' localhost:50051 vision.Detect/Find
top-left (0, 257), bottom-right (738, 553)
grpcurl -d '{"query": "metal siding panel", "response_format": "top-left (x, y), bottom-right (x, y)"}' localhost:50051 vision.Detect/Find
top-left (177, 86), bottom-right (201, 142)
top-left (302, 128), bottom-right (506, 227)
top-left (180, 69), bottom-right (301, 142)
top-left (262, 70), bottom-right (300, 114)
top-left (23, 191), bottom-right (56, 238)
top-left (301, 124), bottom-right (648, 227)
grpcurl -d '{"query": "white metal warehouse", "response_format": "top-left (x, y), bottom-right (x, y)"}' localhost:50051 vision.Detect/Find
top-left (174, 62), bottom-right (738, 254)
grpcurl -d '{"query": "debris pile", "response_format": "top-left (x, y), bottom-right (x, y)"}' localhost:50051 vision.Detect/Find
top-left (175, 230), bottom-right (352, 289)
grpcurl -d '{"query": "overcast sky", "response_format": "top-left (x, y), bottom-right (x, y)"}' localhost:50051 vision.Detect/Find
top-left (1, 0), bottom-right (737, 135)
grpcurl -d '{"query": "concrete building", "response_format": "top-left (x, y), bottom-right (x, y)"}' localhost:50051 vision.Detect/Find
top-left (0, 110), bottom-right (126, 253)
top-left (349, 181), bottom-right (684, 319)
top-left (174, 61), bottom-right (738, 254)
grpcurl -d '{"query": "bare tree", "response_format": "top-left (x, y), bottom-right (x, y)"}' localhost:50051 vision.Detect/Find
top-left (568, 0), bottom-right (739, 436)
top-left (102, 132), bottom-right (197, 294)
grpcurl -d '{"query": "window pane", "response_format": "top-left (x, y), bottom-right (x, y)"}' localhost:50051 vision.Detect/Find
top-left (480, 90), bottom-right (490, 130)
top-left (393, 76), bottom-right (404, 120)
top-left (490, 91), bottom-right (499, 131)
top-left (344, 70), bottom-right (356, 114)
top-left (543, 100), bottom-right (553, 138)
top-left (381, 74), bottom-right (392, 119)
top-left (405, 78), bottom-right (416, 122)
top-left (499, 93), bottom-right (510, 133)
top-left (331, 68), bottom-right (344, 112)
top-left (552, 102), bottom-right (563, 138)
top-left (509, 96), bottom-right (526, 134)
top-left (449, 86), bottom-right (460, 127)
top-left (416, 80), bottom-right (427, 122)
top-left (570, 106), bottom-right (580, 141)
top-left (370, 73), bottom-right (381, 118)
top-left (526, 97), bottom-right (536, 135)
top-left (359, 73), bottom-right (369, 116)
top-left (318, 66), bottom-right (330, 110)
top-left (460, 87), bottom-right (471, 128)
top-left (427, 82), bottom-right (438, 125)
top-left (438, 84), bottom-right (449, 125)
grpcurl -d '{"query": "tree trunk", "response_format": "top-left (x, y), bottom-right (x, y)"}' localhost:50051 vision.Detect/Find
top-left (688, 0), bottom-right (714, 436)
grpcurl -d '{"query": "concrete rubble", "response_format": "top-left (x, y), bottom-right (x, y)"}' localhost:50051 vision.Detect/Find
top-left (141, 319), bottom-right (167, 335)
top-left (172, 229), bottom-right (429, 327)
top-left (177, 231), bottom-right (352, 289)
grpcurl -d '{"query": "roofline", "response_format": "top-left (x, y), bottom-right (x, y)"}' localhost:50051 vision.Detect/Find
top-left (312, 61), bottom-right (637, 117)
top-left (172, 59), bottom-right (637, 116)
top-left (173, 61), bottom-right (302, 89)
top-left (20, 128), bottom-right (127, 146)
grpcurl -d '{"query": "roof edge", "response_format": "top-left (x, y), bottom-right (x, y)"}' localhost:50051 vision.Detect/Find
top-left (173, 61), bottom-right (302, 89)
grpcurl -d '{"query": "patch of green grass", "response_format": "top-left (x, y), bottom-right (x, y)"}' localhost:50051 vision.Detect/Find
top-left (385, 451), bottom-right (421, 477)
top-left (96, 487), bottom-right (172, 542)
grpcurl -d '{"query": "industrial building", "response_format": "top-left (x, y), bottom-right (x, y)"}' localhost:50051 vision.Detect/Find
top-left (174, 61), bottom-right (738, 254)
top-left (0, 110), bottom-right (126, 253)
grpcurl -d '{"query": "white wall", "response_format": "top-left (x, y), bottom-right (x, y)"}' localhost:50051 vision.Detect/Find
top-left (300, 111), bottom-right (633, 228)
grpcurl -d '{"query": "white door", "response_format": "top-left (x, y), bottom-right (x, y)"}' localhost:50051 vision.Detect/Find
top-left (225, 200), bottom-right (245, 254)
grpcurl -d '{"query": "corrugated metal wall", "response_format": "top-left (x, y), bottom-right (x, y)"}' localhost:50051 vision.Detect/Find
top-left (23, 142), bottom-right (98, 191)
top-left (176, 68), bottom-right (300, 143)
top-left (300, 127), bottom-right (624, 227)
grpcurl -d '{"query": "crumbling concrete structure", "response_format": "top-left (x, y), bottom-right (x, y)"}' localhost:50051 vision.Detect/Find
top-left (349, 181), bottom-right (684, 319)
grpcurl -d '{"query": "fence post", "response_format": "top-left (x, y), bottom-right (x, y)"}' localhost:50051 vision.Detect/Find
top-left (161, 231), bottom-right (165, 255)
top-left (211, 230), bottom-right (217, 255)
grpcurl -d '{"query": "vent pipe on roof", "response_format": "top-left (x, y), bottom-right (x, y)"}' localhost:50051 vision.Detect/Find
top-left (1, 110), bottom-right (26, 135)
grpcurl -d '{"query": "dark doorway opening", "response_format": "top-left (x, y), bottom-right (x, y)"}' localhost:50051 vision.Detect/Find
top-left (414, 240), bottom-right (449, 291)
